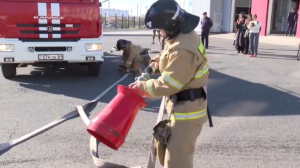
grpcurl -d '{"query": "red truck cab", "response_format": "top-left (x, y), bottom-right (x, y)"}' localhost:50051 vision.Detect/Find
top-left (0, 0), bottom-right (103, 78)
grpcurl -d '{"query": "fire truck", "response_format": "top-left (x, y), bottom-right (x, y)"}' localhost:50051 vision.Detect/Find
top-left (0, 0), bottom-right (103, 78)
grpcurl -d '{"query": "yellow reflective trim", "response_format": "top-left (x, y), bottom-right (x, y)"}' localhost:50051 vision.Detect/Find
top-left (198, 43), bottom-right (206, 58)
top-left (194, 63), bottom-right (209, 79)
top-left (171, 113), bottom-right (207, 121)
top-left (126, 61), bottom-right (133, 65)
top-left (162, 72), bottom-right (183, 90)
top-left (171, 109), bottom-right (207, 121)
top-left (146, 80), bottom-right (155, 97)
top-left (173, 109), bottom-right (207, 116)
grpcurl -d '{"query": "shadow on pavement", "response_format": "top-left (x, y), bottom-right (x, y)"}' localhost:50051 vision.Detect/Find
top-left (207, 46), bottom-right (236, 52)
top-left (257, 52), bottom-right (297, 60)
top-left (9, 56), bottom-right (161, 114)
top-left (207, 51), bottom-right (238, 56)
top-left (0, 146), bottom-right (11, 157)
top-left (8, 56), bottom-right (300, 117)
top-left (261, 48), bottom-right (298, 52)
top-left (208, 70), bottom-right (300, 116)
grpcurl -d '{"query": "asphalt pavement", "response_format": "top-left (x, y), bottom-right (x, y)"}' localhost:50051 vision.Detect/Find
top-left (0, 36), bottom-right (300, 168)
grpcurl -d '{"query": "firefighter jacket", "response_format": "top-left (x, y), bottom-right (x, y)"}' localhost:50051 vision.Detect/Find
top-left (137, 30), bottom-right (210, 121)
top-left (120, 44), bottom-right (144, 69)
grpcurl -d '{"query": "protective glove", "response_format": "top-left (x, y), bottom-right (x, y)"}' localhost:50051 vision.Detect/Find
top-left (135, 73), bottom-right (150, 81)
top-left (129, 81), bottom-right (151, 98)
top-left (108, 47), bottom-right (117, 54)
top-left (118, 65), bottom-right (127, 72)
top-left (147, 62), bottom-right (159, 74)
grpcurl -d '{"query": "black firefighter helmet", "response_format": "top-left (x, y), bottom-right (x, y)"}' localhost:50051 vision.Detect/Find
top-left (145, 0), bottom-right (200, 35)
top-left (116, 39), bottom-right (131, 51)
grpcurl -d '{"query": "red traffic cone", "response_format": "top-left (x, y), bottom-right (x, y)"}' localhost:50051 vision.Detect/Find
top-left (87, 85), bottom-right (147, 150)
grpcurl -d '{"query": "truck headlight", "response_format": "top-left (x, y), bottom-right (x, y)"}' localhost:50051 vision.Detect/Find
top-left (0, 44), bottom-right (14, 52)
top-left (85, 43), bottom-right (101, 51)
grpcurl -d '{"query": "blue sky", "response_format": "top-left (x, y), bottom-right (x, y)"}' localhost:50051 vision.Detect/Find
top-left (100, 0), bottom-right (191, 16)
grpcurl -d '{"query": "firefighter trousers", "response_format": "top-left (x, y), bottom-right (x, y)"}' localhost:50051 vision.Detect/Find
top-left (156, 115), bottom-right (207, 168)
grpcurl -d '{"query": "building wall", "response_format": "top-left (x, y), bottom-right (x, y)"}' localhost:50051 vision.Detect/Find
top-left (266, 0), bottom-right (274, 35)
top-left (210, 0), bottom-right (216, 31)
top-left (191, 0), bottom-right (211, 31)
top-left (251, 0), bottom-right (270, 36)
top-left (296, 3), bottom-right (300, 38)
top-left (222, 0), bottom-right (233, 32)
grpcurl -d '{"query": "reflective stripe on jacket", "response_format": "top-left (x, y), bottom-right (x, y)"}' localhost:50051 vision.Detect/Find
top-left (138, 30), bottom-right (209, 118)
top-left (171, 109), bottom-right (207, 121)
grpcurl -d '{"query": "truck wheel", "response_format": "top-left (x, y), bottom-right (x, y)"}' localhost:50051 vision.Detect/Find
top-left (88, 62), bottom-right (101, 76)
top-left (1, 64), bottom-right (17, 79)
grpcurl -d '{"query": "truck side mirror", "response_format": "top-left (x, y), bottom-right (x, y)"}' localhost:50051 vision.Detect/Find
top-left (99, 2), bottom-right (102, 7)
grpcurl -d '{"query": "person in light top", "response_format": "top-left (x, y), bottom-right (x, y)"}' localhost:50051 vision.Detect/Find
top-left (248, 14), bottom-right (261, 57)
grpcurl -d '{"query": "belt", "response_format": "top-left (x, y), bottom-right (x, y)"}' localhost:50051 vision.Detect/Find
top-left (171, 87), bottom-right (207, 102)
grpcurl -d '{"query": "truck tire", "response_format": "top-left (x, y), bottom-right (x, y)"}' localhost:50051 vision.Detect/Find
top-left (88, 62), bottom-right (101, 76)
top-left (1, 64), bottom-right (17, 79)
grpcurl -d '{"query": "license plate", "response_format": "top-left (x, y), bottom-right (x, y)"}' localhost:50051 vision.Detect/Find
top-left (38, 54), bottom-right (63, 60)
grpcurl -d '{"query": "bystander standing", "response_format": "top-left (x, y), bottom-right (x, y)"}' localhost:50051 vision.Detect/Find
top-left (294, 10), bottom-right (298, 37)
top-left (243, 14), bottom-right (252, 54)
top-left (248, 14), bottom-right (261, 57)
top-left (201, 12), bottom-right (213, 49)
top-left (235, 15), bottom-right (246, 53)
top-left (286, 8), bottom-right (297, 37)
top-left (152, 29), bottom-right (161, 44)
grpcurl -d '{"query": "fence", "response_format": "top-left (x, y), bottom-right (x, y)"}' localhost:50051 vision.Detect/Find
top-left (101, 15), bottom-right (146, 30)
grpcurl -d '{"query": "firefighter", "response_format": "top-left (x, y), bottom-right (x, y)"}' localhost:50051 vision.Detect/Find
top-left (152, 29), bottom-right (161, 44)
top-left (116, 39), bottom-right (151, 76)
top-left (129, 0), bottom-right (209, 168)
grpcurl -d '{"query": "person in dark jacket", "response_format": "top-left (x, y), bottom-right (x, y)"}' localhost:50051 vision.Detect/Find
top-left (235, 16), bottom-right (246, 53)
top-left (294, 10), bottom-right (298, 37)
top-left (201, 12), bottom-right (213, 49)
top-left (286, 8), bottom-right (297, 37)
top-left (243, 14), bottom-right (252, 54)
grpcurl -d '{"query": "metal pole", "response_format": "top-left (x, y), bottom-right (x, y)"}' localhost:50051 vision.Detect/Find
top-left (115, 14), bottom-right (117, 29)
top-left (104, 13), bottom-right (106, 29)
top-left (128, 15), bottom-right (130, 29)
top-left (108, 0), bottom-right (110, 19)
top-left (134, 16), bottom-right (135, 28)
top-left (140, 0), bottom-right (142, 17)
top-left (122, 15), bottom-right (124, 29)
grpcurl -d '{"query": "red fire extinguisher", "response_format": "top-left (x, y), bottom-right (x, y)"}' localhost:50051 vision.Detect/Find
top-left (87, 85), bottom-right (147, 150)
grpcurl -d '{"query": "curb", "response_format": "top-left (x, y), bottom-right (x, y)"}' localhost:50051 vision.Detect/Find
top-left (102, 29), bottom-right (148, 32)
top-left (103, 34), bottom-right (202, 37)
top-left (103, 34), bottom-right (153, 37)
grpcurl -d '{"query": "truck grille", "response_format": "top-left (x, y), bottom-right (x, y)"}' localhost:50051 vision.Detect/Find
top-left (16, 24), bottom-right (81, 35)
top-left (35, 47), bottom-right (67, 52)
top-left (19, 30), bottom-right (78, 34)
